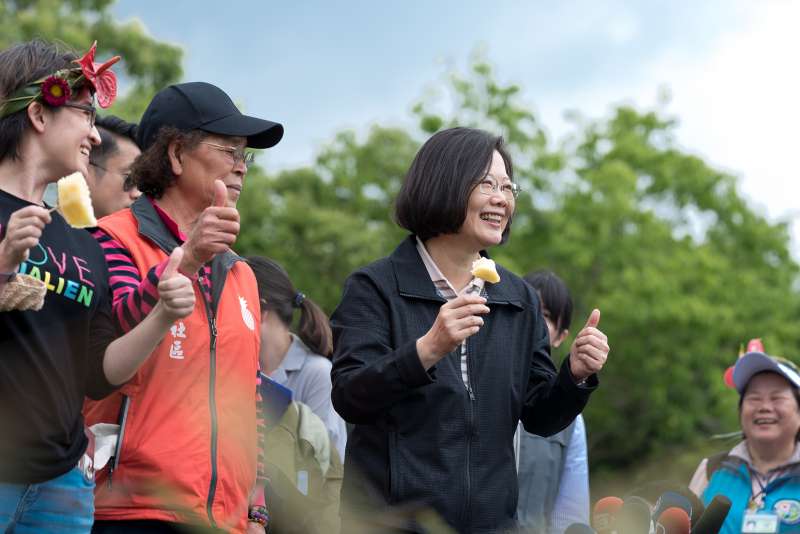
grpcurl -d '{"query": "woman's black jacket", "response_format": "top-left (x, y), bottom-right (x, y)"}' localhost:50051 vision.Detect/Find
top-left (331, 236), bottom-right (597, 533)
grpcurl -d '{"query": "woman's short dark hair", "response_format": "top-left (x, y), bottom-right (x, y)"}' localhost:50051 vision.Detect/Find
top-left (246, 256), bottom-right (333, 358)
top-left (130, 126), bottom-right (205, 199)
top-left (0, 40), bottom-right (77, 163)
top-left (394, 127), bottom-right (514, 242)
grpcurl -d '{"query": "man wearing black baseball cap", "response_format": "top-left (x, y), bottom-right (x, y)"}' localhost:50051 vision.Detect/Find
top-left (136, 81), bottom-right (283, 151)
top-left (86, 82), bottom-right (281, 533)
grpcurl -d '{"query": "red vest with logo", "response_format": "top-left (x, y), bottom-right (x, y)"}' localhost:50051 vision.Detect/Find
top-left (83, 206), bottom-right (260, 533)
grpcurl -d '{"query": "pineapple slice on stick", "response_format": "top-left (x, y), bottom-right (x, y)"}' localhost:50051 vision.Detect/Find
top-left (54, 172), bottom-right (97, 228)
top-left (471, 257), bottom-right (500, 284)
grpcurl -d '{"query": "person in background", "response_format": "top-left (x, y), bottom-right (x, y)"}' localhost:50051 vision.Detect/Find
top-left (247, 256), bottom-right (347, 462)
top-left (516, 270), bottom-right (590, 533)
top-left (248, 256), bottom-right (345, 534)
top-left (83, 81), bottom-right (283, 534)
top-left (85, 114), bottom-right (141, 218)
top-left (0, 39), bottom-right (194, 533)
top-left (330, 127), bottom-right (609, 532)
top-left (689, 348), bottom-right (800, 534)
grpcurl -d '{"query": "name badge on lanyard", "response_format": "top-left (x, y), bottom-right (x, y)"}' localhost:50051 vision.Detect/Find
top-left (742, 511), bottom-right (780, 533)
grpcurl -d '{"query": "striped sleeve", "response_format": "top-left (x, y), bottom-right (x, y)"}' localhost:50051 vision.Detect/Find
top-left (92, 228), bottom-right (168, 333)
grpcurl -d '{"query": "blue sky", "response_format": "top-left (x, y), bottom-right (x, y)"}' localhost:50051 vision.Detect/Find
top-left (113, 1), bottom-right (800, 245)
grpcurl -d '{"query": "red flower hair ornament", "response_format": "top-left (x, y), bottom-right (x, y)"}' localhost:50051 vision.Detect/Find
top-left (0, 41), bottom-right (120, 118)
top-left (74, 41), bottom-right (120, 109)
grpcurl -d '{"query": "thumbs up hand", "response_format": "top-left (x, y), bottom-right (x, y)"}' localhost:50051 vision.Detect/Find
top-left (156, 246), bottom-right (195, 321)
top-left (568, 309), bottom-right (609, 382)
top-left (181, 179), bottom-right (241, 274)
top-left (211, 177), bottom-right (230, 208)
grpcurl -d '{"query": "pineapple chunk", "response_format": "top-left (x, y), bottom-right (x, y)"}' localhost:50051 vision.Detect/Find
top-left (471, 257), bottom-right (500, 284)
top-left (57, 172), bottom-right (97, 228)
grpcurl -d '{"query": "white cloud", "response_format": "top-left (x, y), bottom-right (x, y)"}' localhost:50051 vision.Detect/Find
top-left (532, 0), bottom-right (800, 252)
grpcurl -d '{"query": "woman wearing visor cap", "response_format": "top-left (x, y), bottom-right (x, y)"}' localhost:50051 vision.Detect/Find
top-left (83, 82), bottom-right (283, 533)
top-left (690, 343), bottom-right (800, 534)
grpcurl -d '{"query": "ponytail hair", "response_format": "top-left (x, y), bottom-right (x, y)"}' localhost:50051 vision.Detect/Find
top-left (246, 256), bottom-right (333, 358)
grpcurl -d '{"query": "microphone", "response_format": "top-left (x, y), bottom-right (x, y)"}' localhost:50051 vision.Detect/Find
top-left (593, 496), bottom-right (624, 533)
top-left (618, 496), bottom-right (653, 534)
top-left (566, 523), bottom-right (598, 534)
top-left (653, 507), bottom-right (690, 534)
top-left (651, 491), bottom-right (693, 524)
top-left (675, 487), bottom-right (704, 527)
top-left (691, 494), bottom-right (732, 534)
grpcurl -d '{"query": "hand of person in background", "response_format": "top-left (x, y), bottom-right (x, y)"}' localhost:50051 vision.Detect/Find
top-left (0, 205), bottom-right (52, 273)
top-left (416, 294), bottom-right (490, 369)
top-left (181, 179), bottom-right (240, 274)
top-left (569, 309), bottom-right (609, 382)
top-left (155, 246), bottom-right (195, 321)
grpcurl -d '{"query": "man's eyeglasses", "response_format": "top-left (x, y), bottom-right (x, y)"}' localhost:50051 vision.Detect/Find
top-left (90, 161), bottom-right (137, 192)
top-left (200, 141), bottom-right (255, 167)
top-left (477, 177), bottom-right (521, 200)
top-left (61, 103), bottom-right (97, 128)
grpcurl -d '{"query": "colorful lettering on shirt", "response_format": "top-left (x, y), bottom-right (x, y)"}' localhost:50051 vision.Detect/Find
top-left (18, 243), bottom-right (95, 307)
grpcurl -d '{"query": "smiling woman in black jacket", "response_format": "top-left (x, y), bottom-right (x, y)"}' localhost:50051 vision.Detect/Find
top-left (330, 127), bottom-right (610, 533)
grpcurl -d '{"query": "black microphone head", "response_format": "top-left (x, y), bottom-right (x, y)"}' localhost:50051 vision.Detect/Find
top-left (565, 523), bottom-right (597, 534)
top-left (691, 494), bottom-right (732, 534)
top-left (628, 481), bottom-right (705, 527)
top-left (675, 486), bottom-right (704, 526)
top-left (618, 496), bottom-right (653, 534)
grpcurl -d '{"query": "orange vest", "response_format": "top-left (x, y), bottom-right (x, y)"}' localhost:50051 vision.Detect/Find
top-left (83, 205), bottom-right (260, 533)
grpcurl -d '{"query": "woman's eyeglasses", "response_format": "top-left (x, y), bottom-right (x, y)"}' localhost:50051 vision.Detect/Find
top-left (61, 103), bottom-right (97, 128)
top-left (477, 178), bottom-right (521, 200)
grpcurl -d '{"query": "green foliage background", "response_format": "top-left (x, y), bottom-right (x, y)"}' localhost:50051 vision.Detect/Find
top-left (7, 0), bottom-right (800, 495)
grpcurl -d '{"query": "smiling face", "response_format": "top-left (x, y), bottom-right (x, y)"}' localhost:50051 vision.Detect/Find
top-left (457, 150), bottom-right (515, 250)
top-left (39, 87), bottom-right (101, 180)
top-left (740, 372), bottom-right (800, 447)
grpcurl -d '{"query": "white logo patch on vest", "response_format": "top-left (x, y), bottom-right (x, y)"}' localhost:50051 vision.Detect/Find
top-left (775, 499), bottom-right (800, 525)
top-left (169, 321), bottom-right (187, 359)
top-left (240, 297), bottom-right (255, 331)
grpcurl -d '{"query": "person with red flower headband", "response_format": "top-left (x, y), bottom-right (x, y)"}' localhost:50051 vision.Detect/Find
top-left (0, 40), bottom-right (195, 533)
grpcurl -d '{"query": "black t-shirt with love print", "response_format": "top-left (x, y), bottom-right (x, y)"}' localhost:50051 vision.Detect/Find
top-left (0, 188), bottom-right (117, 484)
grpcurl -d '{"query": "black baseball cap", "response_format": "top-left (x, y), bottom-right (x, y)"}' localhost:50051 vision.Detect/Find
top-left (137, 81), bottom-right (284, 150)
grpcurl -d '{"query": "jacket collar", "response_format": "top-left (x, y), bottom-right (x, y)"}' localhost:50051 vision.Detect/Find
top-left (131, 195), bottom-right (180, 253)
top-left (390, 235), bottom-right (521, 306)
top-left (729, 440), bottom-right (800, 473)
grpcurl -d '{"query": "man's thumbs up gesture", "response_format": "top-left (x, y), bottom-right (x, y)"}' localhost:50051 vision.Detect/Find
top-left (181, 179), bottom-right (240, 274)
top-left (156, 246), bottom-right (195, 321)
top-left (568, 309), bottom-right (609, 382)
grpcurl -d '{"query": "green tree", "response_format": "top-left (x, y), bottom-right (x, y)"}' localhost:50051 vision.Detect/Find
top-left (237, 127), bottom-right (418, 310)
top-left (0, 0), bottom-right (183, 120)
